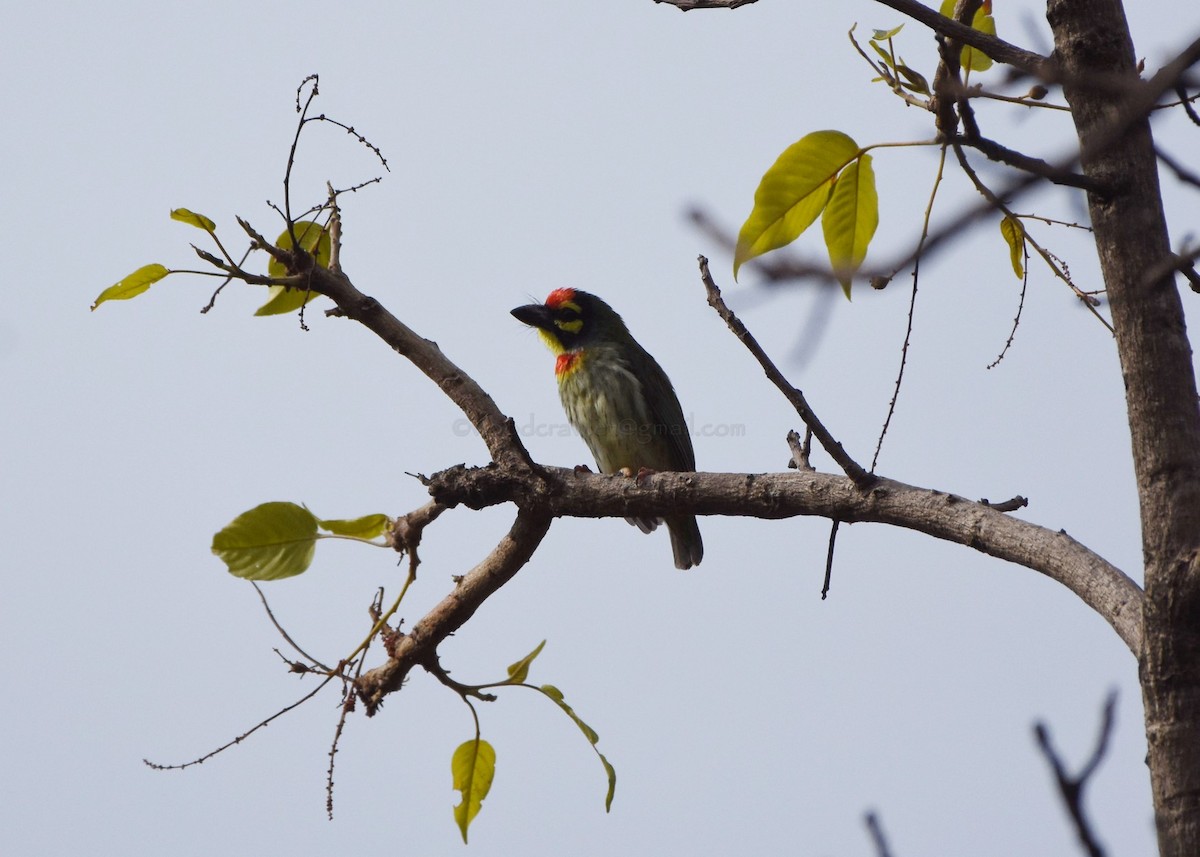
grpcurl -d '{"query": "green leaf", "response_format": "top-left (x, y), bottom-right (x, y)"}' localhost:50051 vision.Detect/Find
top-left (452, 738), bottom-right (496, 843)
top-left (170, 208), bottom-right (216, 232)
top-left (734, 131), bottom-right (861, 279)
top-left (821, 153), bottom-right (878, 298)
top-left (211, 501), bottom-right (319, 580)
top-left (505, 640), bottom-right (547, 685)
top-left (871, 24), bottom-right (904, 41)
top-left (318, 513), bottom-right (391, 539)
top-left (90, 263), bottom-right (170, 310)
top-left (1000, 215), bottom-right (1026, 279)
top-left (539, 684), bottom-right (617, 811)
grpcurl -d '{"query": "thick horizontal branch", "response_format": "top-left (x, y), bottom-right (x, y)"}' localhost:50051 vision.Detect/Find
top-left (428, 464), bottom-right (1144, 654)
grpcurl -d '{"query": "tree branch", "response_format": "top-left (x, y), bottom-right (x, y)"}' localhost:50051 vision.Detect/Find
top-left (355, 509), bottom-right (552, 714)
top-left (652, 0), bottom-right (759, 9)
top-left (1034, 691), bottom-right (1118, 857)
top-left (426, 464), bottom-right (1144, 654)
top-left (873, 0), bottom-right (1054, 77)
top-left (297, 265), bottom-right (537, 474)
top-left (699, 256), bottom-right (876, 489)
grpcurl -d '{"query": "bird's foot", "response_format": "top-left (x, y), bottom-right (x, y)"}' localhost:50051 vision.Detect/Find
top-left (621, 466), bottom-right (657, 486)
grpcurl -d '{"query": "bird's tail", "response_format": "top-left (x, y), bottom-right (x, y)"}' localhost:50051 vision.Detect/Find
top-left (667, 515), bottom-right (703, 570)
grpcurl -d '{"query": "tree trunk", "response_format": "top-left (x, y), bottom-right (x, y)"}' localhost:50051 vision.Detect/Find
top-left (1046, 1), bottom-right (1200, 853)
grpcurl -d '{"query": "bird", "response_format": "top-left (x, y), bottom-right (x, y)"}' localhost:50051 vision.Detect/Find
top-left (511, 288), bottom-right (703, 569)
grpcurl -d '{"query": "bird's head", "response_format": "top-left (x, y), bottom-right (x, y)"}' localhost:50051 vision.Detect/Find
top-left (511, 288), bottom-right (629, 354)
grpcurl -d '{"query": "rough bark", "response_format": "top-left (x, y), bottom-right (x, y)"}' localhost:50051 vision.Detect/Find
top-left (1045, 2), bottom-right (1200, 853)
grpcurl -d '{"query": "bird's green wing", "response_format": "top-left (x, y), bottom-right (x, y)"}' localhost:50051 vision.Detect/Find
top-left (630, 342), bottom-right (697, 472)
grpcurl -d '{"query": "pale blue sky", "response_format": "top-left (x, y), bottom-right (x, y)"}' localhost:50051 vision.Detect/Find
top-left (4, 2), bottom-right (1196, 854)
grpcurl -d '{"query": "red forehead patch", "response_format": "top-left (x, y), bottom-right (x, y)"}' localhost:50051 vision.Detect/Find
top-left (545, 287), bottom-right (577, 308)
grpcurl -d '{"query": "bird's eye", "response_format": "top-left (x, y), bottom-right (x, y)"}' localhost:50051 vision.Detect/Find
top-left (554, 308), bottom-right (584, 334)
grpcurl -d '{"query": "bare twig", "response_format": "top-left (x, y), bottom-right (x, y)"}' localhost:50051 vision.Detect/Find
top-left (652, 0), bottom-right (759, 9)
top-left (250, 582), bottom-right (331, 672)
top-left (1034, 691), bottom-right (1118, 857)
top-left (955, 132), bottom-right (1099, 191)
top-left (786, 428), bottom-right (814, 471)
top-left (979, 495), bottom-right (1028, 512)
top-left (699, 257), bottom-right (876, 489)
top-left (144, 673), bottom-right (338, 771)
top-left (872, 146), bottom-right (948, 472)
top-left (949, 142), bottom-right (1115, 333)
top-left (820, 519), bottom-right (840, 600)
top-left (865, 811), bottom-right (895, 857)
top-left (987, 230), bottom-right (1029, 369)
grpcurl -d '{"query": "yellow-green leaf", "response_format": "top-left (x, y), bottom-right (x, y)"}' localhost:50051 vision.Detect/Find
top-left (939, 0), bottom-right (996, 71)
top-left (170, 208), bottom-right (216, 232)
top-left (1000, 215), bottom-right (1025, 279)
top-left (258, 221), bottom-right (331, 316)
top-left (266, 221), bottom-right (331, 279)
top-left (254, 284), bottom-right (319, 317)
top-left (90, 264), bottom-right (170, 310)
top-left (211, 501), bottom-right (319, 580)
top-left (539, 684), bottom-right (616, 811)
top-left (505, 640), bottom-right (547, 685)
top-left (318, 513), bottom-right (391, 539)
top-left (734, 130), bottom-right (861, 279)
top-left (452, 738), bottom-right (496, 844)
top-left (869, 41), bottom-right (897, 72)
top-left (871, 24), bottom-right (904, 41)
top-left (962, 8), bottom-right (996, 71)
top-left (821, 153), bottom-right (878, 299)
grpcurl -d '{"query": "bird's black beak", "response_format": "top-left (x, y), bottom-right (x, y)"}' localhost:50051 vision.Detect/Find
top-left (511, 303), bottom-right (555, 331)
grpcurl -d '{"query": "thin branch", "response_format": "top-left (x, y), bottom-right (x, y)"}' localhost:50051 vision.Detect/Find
top-left (874, 0), bottom-right (1054, 77)
top-left (950, 142), bottom-right (1116, 333)
top-left (652, 0), bottom-right (759, 9)
top-left (355, 510), bottom-right (552, 715)
top-left (1156, 145), bottom-right (1200, 192)
top-left (1177, 81), bottom-right (1200, 126)
top-left (787, 428), bottom-right (814, 471)
top-left (291, 265), bottom-right (538, 473)
top-left (987, 231), bottom-right (1028, 369)
top-left (698, 257), bottom-right (876, 489)
top-left (1034, 691), bottom-right (1118, 857)
top-left (872, 145), bottom-right (947, 472)
top-left (144, 672), bottom-right (338, 771)
top-left (954, 132), bottom-right (1100, 191)
top-left (250, 582), bottom-right (331, 672)
top-left (980, 496), bottom-right (1028, 513)
top-left (820, 519), bottom-right (840, 600)
top-left (865, 811), bottom-right (895, 857)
